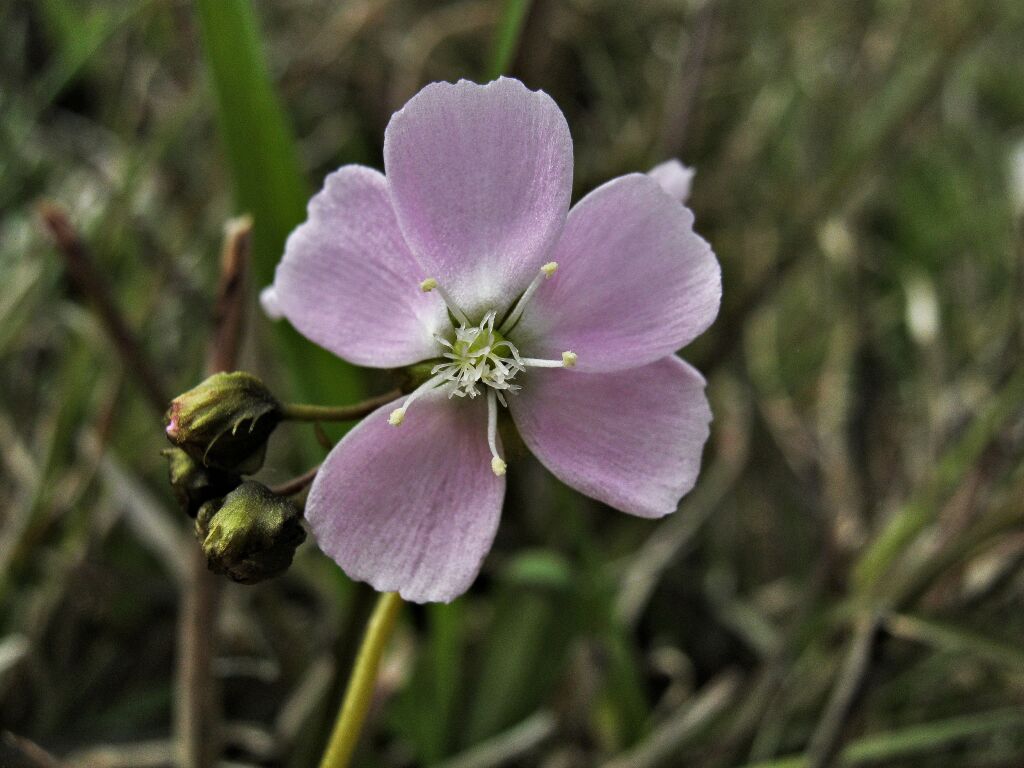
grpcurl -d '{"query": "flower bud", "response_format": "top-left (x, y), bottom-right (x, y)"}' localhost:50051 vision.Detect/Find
top-left (165, 372), bottom-right (281, 474)
top-left (162, 447), bottom-right (240, 518)
top-left (195, 481), bottom-right (306, 584)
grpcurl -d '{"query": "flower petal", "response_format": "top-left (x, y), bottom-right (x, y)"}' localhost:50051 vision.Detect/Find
top-left (305, 390), bottom-right (504, 603)
top-left (648, 159), bottom-right (695, 203)
top-left (513, 173), bottom-right (720, 372)
top-left (259, 285), bottom-right (283, 320)
top-left (271, 165), bottom-right (447, 368)
top-left (508, 356), bottom-right (711, 518)
top-left (384, 77), bottom-right (573, 317)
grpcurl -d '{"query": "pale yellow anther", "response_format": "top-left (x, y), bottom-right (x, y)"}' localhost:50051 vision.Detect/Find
top-left (491, 456), bottom-right (507, 476)
top-left (561, 351), bottom-right (578, 368)
top-left (388, 408), bottom-right (406, 426)
top-left (541, 261), bottom-right (558, 277)
top-left (420, 278), bottom-right (438, 292)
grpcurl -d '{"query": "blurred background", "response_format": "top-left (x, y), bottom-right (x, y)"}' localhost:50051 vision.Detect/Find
top-left (3, 0), bottom-right (1024, 766)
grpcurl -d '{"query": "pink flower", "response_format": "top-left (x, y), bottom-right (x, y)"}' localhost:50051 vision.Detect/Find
top-left (264, 78), bottom-right (720, 602)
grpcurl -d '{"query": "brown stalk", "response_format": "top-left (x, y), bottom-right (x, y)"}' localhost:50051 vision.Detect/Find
top-left (657, 0), bottom-right (718, 160)
top-left (175, 216), bottom-right (253, 768)
top-left (37, 202), bottom-right (169, 414)
top-left (2, 731), bottom-right (67, 768)
top-left (206, 216), bottom-right (253, 374)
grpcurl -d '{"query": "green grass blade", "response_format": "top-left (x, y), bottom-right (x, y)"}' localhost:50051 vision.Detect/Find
top-left (390, 602), bottom-right (465, 764)
top-left (35, 0), bottom-right (146, 105)
top-left (485, 0), bottom-right (533, 81)
top-left (886, 613), bottom-right (1024, 672)
top-left (193, 0), bottom-right (362, 405)
top-left (192, 0), bottom-right (306, 287)
top-left (740, 708), bottom-right (1024, 768)
top-left (853, 364), bottom-right (1024, 595)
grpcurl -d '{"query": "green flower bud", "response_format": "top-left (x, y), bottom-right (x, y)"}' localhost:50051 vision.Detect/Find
top-left (195, 481), bottom-right (306, 584)
top-left (165, 371), bottom-right (281, 474)
top-left (161, 447), bottom-right (239, 518)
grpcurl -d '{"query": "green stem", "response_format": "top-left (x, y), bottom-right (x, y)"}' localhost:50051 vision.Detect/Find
top-left (282, 389), bottom-right (400, 423)
top-left (319, 591), bottom-right (404, 768)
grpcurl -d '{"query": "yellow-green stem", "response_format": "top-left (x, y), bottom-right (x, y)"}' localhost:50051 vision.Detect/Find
top-left (319, 591), bottom-right (403, 768)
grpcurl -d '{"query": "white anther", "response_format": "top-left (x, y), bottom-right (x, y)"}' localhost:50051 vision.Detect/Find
top-left (499, 263), bottom-right (559, 333)
top-left (420, 277), bottom-right (469, 326)
top-left (561, 351), bottom-right (577, 367)
top-left (388, 373), bottom-right (447, 425)
top-left (486, 390), bottom-right (506, 476)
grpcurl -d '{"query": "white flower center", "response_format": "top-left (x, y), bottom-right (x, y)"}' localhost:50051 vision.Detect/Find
top-left (432, 311), bottom-right (524, 403)
top-left (389, 263), bottom-right (577, 476)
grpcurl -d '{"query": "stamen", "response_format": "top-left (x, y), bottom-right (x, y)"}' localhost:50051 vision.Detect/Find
top-left (420, 277), bottom-right (470, 326)
top-left (499, 262), bottom-right (558, 334)
top-left (487, 390), bottom-right (506, 476)
top-left (388, 372), bottom-right (447, 426)
top-left (431, 310), bottom-right (525, 399)
top-left (521, 351), bottom-right (578, 369)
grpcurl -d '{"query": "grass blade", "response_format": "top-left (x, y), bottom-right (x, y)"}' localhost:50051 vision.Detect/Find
top-left (192, 0), bottom-right (306, 287)
top-left (740, 708), bottom-right (1024, 768)
top-left (193, 0), bottom-right (363, 405)
top-left (485, 0), bottom-right (533, 81)
top-left (886, 613), bottom-right (1024, 672)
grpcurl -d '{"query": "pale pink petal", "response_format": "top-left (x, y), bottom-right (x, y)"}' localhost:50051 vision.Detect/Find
top-left (305, 390), bottom-right (504, 603)
top-left (648, 159), bottom-right (695, 203)
top-left (508, 356), bottom-right (711, 518)
top-left (513, 173), bottom-right (720, 372)
top-left (272, 165), bottom-right (447, 368)
top-left (259, 285), bottom-right (283, 320)
top-left (384, 77), bottom-right (573, 318)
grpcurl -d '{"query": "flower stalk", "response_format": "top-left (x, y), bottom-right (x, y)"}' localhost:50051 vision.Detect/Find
top-left (320, 591), bottom-right (404, 768)
top-left (282, 390), bottom-right (401, 423)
